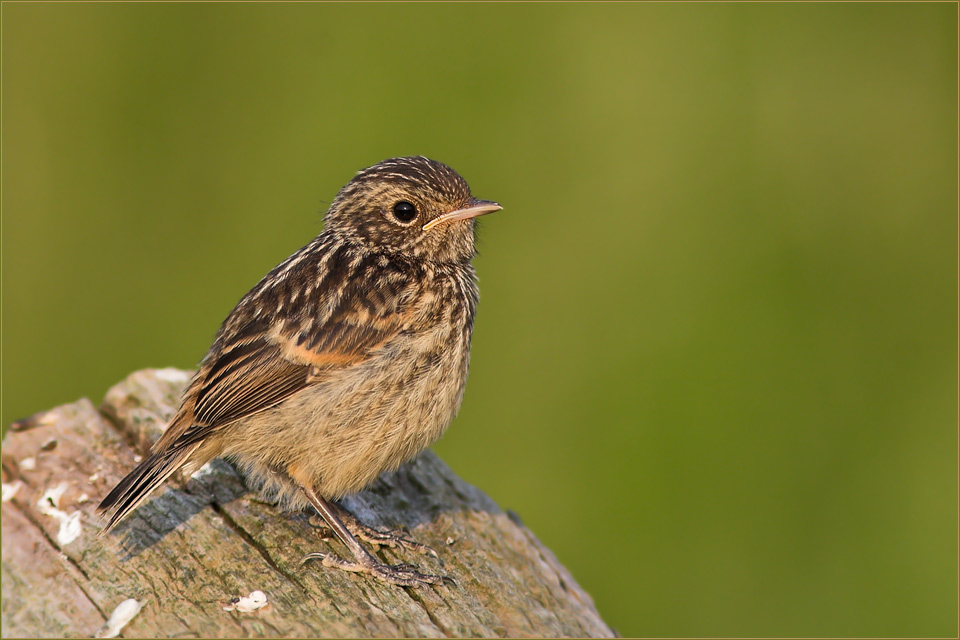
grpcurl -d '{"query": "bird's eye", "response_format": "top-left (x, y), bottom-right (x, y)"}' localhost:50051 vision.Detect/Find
top-left (391, 201), bottom-right (418, 223)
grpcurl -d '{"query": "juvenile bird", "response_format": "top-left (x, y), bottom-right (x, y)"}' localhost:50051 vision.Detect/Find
top-left (98, 156), bottom-right (501, 586)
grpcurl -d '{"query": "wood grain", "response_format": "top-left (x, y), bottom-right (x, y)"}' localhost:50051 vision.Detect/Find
top-left (2, 368), bottom-right (613, 638)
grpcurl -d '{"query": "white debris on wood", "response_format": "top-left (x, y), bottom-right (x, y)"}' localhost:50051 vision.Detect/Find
top-left (59, 514), bottom-right (82, 545)
top-left (96, 598), bottom-right (142, 638)
top-left (2, 481), bottom-right (23, 502)
top-left (36, 482), bottom-right (83, 545)
top-left (37, 483), bottom-right (68, 509)
top-left (88, 472), bottom-right (100, 483)
top-left (155, 368), bottom-right (190, 383)
top-left (77, 493), bottom-right (90, 504)
top-left (223, 590), bottom-right (269, 613)
top-left (19, 457), bottom-right (36, 471)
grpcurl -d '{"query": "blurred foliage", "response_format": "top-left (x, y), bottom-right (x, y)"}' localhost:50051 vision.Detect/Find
top-left (2, 4), bottom-right (956, 637)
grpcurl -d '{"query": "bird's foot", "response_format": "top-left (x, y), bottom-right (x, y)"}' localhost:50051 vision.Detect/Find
top-left (346, 521), bottom-right (441, 561)
top-left (301, 551), bottom-right (449, 587)
top-left (309, 513), bottom-right (440, 560)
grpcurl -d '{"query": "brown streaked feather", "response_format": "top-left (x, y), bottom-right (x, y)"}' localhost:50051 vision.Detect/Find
top-left (192, 341), bottom-right (309, 429)
top-left (150, 373), bottom-right (204, 452)
top-left (279, 316), bottom-right (403, 367)
top-left (151, 257), bottom-right (415, 454)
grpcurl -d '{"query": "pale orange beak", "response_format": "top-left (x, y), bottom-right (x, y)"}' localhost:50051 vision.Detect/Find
top-left (422, 198), bottom-right (502, 231)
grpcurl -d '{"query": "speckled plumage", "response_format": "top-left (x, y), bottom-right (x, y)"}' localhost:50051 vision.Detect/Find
top-left (98, 157), bottom-right (501, 586)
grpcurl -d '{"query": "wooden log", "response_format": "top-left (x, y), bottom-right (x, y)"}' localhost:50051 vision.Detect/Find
top-left (1, 368), bottom-right (614, 638)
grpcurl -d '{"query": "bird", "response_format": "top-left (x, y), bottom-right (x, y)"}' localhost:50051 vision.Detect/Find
top-left (97, 156), bottom-right (502, 587)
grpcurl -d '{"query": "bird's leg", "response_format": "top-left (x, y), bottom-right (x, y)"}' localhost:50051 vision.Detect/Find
top-left (295, 481), bottom-right (445, 587)
top-left (321, 500), bottom-right (440, 560)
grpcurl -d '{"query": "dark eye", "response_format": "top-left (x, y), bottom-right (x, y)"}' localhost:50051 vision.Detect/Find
top-left (391, 200), bottom-right (418, 223)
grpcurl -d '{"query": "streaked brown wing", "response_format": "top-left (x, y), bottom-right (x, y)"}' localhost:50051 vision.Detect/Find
top-left (155, 306), bottom-right (407, 452)
top-left (193, 337), bottom-right (309, 427)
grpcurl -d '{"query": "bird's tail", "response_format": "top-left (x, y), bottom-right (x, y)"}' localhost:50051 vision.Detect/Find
top-left (97, 443), bottom-right (199, 535)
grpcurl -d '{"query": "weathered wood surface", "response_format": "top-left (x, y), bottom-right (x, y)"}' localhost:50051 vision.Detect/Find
top-left (1, 368), bottom-right (613, 638)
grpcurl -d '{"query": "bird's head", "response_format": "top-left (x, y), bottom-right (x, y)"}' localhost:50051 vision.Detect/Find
top-left (324, 156), bottom-right (501, 264)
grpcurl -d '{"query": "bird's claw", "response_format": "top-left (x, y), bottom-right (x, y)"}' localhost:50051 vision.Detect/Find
top-left (343, 520), bottom-right (441, 561)
top-left (301, 550), bottom-right (446, 587)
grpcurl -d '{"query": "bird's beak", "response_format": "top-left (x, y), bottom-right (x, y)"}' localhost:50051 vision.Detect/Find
top-left (422, 199), bottom-right (502, 231)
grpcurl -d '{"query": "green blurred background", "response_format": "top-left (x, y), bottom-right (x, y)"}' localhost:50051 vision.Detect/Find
top-left (3, 3), bottom-right (956, 636)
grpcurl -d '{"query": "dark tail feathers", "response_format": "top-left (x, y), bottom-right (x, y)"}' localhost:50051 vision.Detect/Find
top-left (97, 444), bottom-right (198, 534)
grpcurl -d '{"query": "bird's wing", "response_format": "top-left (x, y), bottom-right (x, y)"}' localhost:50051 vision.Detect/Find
top-left (152, 293), bottom-right (410, 453)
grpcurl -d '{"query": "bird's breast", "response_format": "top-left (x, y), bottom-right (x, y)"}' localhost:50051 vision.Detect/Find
top-left (224, 264), bottom-right (479, 498)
